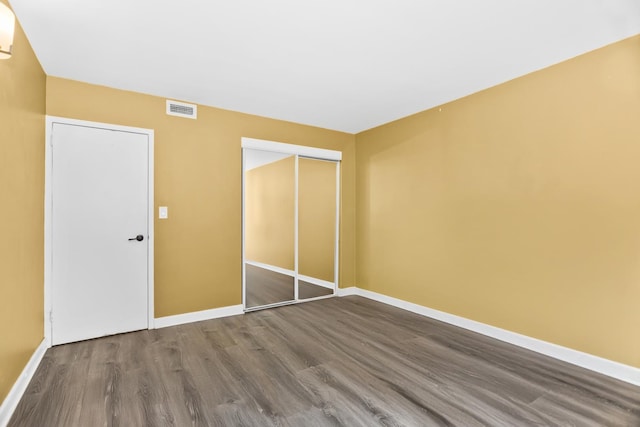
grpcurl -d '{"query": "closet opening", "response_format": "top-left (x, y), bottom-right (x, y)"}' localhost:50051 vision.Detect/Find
top-left (241, 138), bottom-right (341, 311)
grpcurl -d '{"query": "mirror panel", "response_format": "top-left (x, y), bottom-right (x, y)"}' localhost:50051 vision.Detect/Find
top-left (298, 157), bottom-right (337, 299)
top-left (245, 264), bottom-right (295, 308)
top-left (244, 149), bottom-right (295, 308)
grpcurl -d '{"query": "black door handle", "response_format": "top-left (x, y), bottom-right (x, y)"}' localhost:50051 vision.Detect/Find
top-left (128, 235), bottom-right (144, 241)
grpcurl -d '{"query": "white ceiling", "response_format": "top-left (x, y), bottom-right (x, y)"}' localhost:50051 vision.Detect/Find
top-left (10, 0), bottom-right (640, 133)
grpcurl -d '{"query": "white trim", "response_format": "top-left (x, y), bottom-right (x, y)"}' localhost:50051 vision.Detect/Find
top-left (241, 137), bottom-right (342, 161)
top-left (155, 305), bottom-right (244, 329)
top-left (342, 287), bottom-right (640, 387)
top-left (245, 300), bottom-right (297, 313)
top-left (334, 161), bottom-right (340, 292)
top-left (337, 287), bottom-right (359, 297)
top-left (298, 274), bottom-right (334, 289)
top-left (294, 293), bottom-right (335, 304)
top-left (294, 155), bottom-right (299, 301)
top-left (245, 260), bottom-right (295, 277)
top-left (44, 116), bottom-right (155, 341)
top-left (147, 133), bottom-right (155, 329)
top-left (0, 338), bottom-right (49, 427)
top-left (241, 149), bottom-right (247, 309)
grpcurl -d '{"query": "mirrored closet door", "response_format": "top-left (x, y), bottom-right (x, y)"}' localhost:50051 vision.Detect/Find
top-left (244, 149), bottom-right (296, 309)
top-left (242, 138), bottom-right (341, 311)
top-left (297, 157), bottom-right (337, 300)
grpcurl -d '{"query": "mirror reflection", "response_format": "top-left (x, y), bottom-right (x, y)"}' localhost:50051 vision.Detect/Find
top-left (244, 150), bottom-right (295, 308)
top-left (298, 157), bottom-right (336, 300)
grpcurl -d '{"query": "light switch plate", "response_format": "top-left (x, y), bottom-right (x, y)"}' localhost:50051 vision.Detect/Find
top-left (159, 206), bottom-right (168, 219)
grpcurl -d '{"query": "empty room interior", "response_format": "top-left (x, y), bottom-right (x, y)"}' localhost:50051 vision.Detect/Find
top-left (2, 0), bottom-right (640, 425)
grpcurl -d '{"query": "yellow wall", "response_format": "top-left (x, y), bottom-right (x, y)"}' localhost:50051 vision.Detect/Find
top-left (245, 156), bottom-right (295, 270)
top-left (356, 35), bottom-right (640, 367)
top-left (0, 0), bottom-right (46, 404)
top-left (46, 76), bottom-right (356, 317)
top-left (299, 158), bottom-right (337, 282)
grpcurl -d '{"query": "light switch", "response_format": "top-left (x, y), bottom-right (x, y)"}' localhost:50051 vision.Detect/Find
top-left (159, 206), bottom-right (168, 219)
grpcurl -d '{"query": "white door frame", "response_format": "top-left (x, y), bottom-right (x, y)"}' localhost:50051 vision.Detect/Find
top-left (44, 116), bottom-right (155, 346)
top-left (241, 137), bottom-right (341, 311)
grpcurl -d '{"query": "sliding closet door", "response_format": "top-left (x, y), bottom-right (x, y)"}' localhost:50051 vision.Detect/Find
top-left (244, 150), bottom-right (295, 308)
top-left (298, 157), bottom-right (337, 299)
top-left (242, 138), bottom-right (341, 311)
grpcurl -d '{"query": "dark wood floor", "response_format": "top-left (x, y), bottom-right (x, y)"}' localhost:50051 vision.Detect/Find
top-left (9, 296), bottom-right (640, 426)
top-left (245, 264), bottom-right (332, 308)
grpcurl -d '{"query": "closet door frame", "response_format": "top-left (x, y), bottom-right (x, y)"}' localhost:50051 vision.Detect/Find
top-left (241, 138), bottom-right (341, 312)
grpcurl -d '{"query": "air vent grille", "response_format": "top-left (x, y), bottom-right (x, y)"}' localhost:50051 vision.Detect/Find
top-left (166, 100), bottom-right (197, 119)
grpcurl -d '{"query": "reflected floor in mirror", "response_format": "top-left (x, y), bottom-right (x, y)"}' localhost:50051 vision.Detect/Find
top-left (245, 264), bottom-right (294, 308)
top-left (245, 264), bottom-right (333, 309)
top-left (299, 279), bottom-right (333, 299)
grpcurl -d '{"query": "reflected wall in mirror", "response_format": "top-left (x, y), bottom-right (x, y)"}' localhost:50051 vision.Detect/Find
top-left (244, 149), bottom-right (295, 308)
top-left (298, 157), bottom-right (337, 300)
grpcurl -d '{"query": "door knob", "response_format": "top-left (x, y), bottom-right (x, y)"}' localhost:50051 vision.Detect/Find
top-left (128, 235), bottom-right (144, 241)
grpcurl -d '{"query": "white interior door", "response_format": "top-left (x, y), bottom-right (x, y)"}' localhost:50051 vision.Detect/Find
top-left (51, 123), bottom-right (149, 345)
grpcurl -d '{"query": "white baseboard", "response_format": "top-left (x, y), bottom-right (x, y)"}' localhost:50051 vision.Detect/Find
top-left (155, 304), bottom-right (244, 329)
top-left (0, 338), bottom-right (49, 427)
top-left (341, 287), bottom-right (640, 387)
top-left (246, 261), bottom-right (335, 289)
top-left (337, 286), bottom-right (358, 297)
top-left (245, 260), bottom-right (295, 277)
top-left (298, 274), bottom-right (334, 289)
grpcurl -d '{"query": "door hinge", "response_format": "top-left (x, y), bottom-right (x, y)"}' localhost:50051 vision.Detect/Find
top-left (49, 310), bottom-right (53, 323)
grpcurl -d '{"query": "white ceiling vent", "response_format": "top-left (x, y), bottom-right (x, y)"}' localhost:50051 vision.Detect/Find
top-left (166, 100), bottom-right (197, 119)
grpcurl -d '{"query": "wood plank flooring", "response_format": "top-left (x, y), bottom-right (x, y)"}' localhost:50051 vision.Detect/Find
top-left (9, 296), bottom-right (640, 426)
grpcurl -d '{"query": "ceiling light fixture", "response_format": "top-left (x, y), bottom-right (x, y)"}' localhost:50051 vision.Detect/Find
top-left (0, 2), bottom-right (15, 59)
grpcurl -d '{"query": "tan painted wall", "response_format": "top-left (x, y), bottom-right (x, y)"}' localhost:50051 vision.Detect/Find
top-left (245, 156), bottom-right (295, 270)
top-left (0, 0), bottom-right (46, 404)
top-left (46, 77), bottom-right (356, 317)
top-left (299, 158), bottom-right (337, 282)
top-left (356, 35), bottom-right (640, 367)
